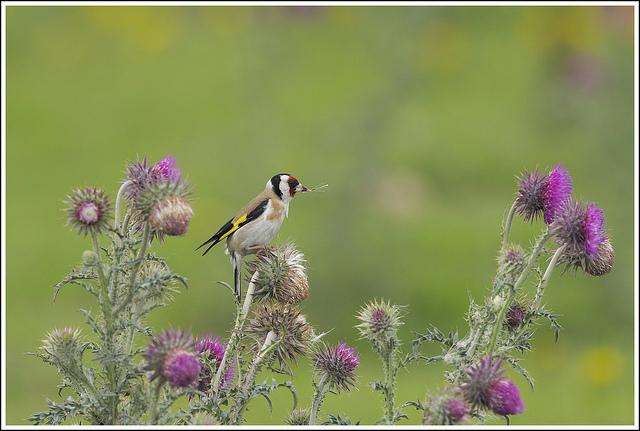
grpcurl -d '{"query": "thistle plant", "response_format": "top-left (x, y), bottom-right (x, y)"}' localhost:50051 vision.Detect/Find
top-left (31, 160), bottom-right (614, 425)
top-left (31, 155), bottom-right (194, 425)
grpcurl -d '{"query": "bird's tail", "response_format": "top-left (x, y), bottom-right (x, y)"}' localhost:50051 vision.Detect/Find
top-left (232, 253), bottom-right (242, 300)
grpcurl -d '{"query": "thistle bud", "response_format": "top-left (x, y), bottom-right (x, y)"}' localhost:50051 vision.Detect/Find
top-left (355, 299), bottom-right (402, 344)
top-left (65, 188), bottom-right (111, 235)
top-left (287, 408), bottom-right (310, 425)
top-left (245, 303), bottom-right (312, 364)
top-left (506, 303), bottom-right (527, 330)
top-left (81, 250), bottom-right (98, 266)
top-left (144, 328), bottom-right (201, 388)
top-left (423, 389), bottom-right (469, 425)
top-left (249, 244), bottom-right (309, 305)
top-left (312, 341), bottom-right (359, 392)
top-left (498, 245), bottom-right (526, 273)
top-left (39, 328), bottom-right (86, 383)
top-left (149, 197), bottom-right (193, 236)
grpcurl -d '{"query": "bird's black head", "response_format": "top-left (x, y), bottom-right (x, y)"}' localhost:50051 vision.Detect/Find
top-left (269, 173), bottom-right (307, 200)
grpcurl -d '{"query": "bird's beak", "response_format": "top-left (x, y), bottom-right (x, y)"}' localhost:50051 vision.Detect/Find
top-left (296, 184), bottom-right (309, 193)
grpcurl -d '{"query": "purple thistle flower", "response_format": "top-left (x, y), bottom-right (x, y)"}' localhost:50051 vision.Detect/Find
top-left (446, 398), bottom-right (468, 423)
top-left (543, 164), bottom-right (573, 224)
top-left (460, 356), bottom-right (503, 408)
top-left (195, 336), bottom-right (233, 391)
top-left (65, 187), bottom-right (111, 235)
top-left (583, 203), bottom-right (605, 258)
top-left (144, 328), bottom-right (199, 386)
top-left (487, 378), bottom-right (525, 416)
top-left (514, 168), bottom-right (547, 222)
top-left (515, 165), bottom-right (572, 224)
top-left (151, 155), bottom-right (181, 183)
top-left (163, 351), bottom-right (201, 388)
top-left (551, 200), bottom-right (613, 275)
top-left (313, 341), bottom-right (359, 392)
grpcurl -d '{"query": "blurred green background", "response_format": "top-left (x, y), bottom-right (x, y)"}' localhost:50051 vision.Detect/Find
top-left (5, 5), bottom-right (635, 425)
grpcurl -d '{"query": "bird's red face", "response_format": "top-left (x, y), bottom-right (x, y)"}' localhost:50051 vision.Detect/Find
top-left (287, 175), bottom-right (308, 197)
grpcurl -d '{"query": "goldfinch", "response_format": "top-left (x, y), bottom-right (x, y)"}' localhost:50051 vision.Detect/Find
top-left (196, 173), bottom-right (309, 299)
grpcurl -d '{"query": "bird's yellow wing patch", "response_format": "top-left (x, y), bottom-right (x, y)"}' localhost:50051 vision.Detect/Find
top-left (219, 213), bottom-right (248, 241)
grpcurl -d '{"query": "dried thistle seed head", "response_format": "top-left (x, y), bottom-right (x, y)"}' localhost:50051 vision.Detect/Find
top-left (287, 408), bottom-right (310, 425)
top-left (584, 237), bottom-right (615, 276)
top-left (149, 197), bottom-right (193, 236)
top-left (506, 302), bottom-right (527, 330)
top-left (355, 299), bottom-right (403, 342)
top-left (486, 379), bottom-right (525, 416)
top-left (144, 328), bottom-right (198, 384)
top-left (249, 244), bottom-right (309, 305)
top-left (40, 328), bottom-right (85, 377)
top-left (245, 303), bottom-right (312, 364)
top-left (312, 341), bottom-right (360, 392)
top-left (65, 187), bottom-right (111, 235)
top-left (460, 356), bottom-right (504, 408)
top-left (195, 336), bottom-right (233, 391)
top-left (422, 388), bottom-right (469, 425)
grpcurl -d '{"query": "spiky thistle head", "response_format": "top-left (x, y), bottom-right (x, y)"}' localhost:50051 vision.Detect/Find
top-left (422, 388), bottom-right (469, 425)
top-left (65, 187), bottom-right (111, 235)
top-left (195, 336), bottom-right (233, 391)
top-left (144, 328), bottom-right (201, 388)
top-left (248, 244), bottom-right (309, 305)
top-left (125, 155), bottom-right (181, 202)
top-left (514, 164), bottom-right (572, 224)
top-left (551, 200), bottom-right (614, 275)
top-left (39, 328), bottom-right (86, 382)
top-left (287, 408), bottom-right (310, 425)
top-left (312, 341), bottom-right (360, 392)
top-left (132, 180), bottom-right (193, 239)
top-left (245, 303), bottom-right (312, 365)
top-left (355, 299), bottom-right (403, 344)
top-left (460, 356), bottom-right (504, 408)
top-left (486, 378), bottom-right (525, 416)
top-left (498, 244), bottom-right (526, 274)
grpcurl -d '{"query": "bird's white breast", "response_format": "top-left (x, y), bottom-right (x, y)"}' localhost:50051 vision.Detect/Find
top-left (227, 199), bottom-right (287, 255)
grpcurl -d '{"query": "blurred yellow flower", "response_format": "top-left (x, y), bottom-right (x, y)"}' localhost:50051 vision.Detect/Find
top-left (581, 346), bottom-right (622, 387)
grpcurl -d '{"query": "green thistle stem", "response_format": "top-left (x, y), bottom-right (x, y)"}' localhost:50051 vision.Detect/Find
top-left (148, 380), bottom-right (164, 425)
top-left (380, 343), bottom-right (398, 425)
top-left (212, 270), bottom-right (259, 393)
top-left (487, 229), bottom-right (550, 355)
top-left (533, 244), bottom-right (566, 310)
top-left (309, 375), bottom-right (328, 426)
top-left (500, 200), bottom-right (518, 252)
top-left (230, 330), bottom-right (277, 424)
top-left (113, 222), bottom-right (150, 317)
top-left (114, 180), bottom-right (131, 231)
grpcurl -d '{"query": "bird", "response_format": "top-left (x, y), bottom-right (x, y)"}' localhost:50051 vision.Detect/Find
top-left (196, 173), bottom-right (309, 299)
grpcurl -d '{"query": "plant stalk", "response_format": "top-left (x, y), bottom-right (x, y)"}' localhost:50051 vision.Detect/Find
top-left (149, 380), bottom-right (164, 425)
top-left (309, 375), bottom-right (327, 426)
top-left (230, 330), bottom-right (277, 424)
top-left (114, 181), bottom-right (131, 231)
top-left (381, 343), bottom-right (398, 425)
top-left (113, 222), bottom-right (150, 317)
top-left (486, 229), bottom-right (551, 354)
top-left (500, 200), bottom-right (518, 252)
top-left (212, 270), bottom-right (259, 392)
top-left (532, 245), bottom-right (566, 310)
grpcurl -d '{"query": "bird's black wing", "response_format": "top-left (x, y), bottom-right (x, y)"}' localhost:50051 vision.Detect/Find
top-left (196, 199), bottom-right (269, 256)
